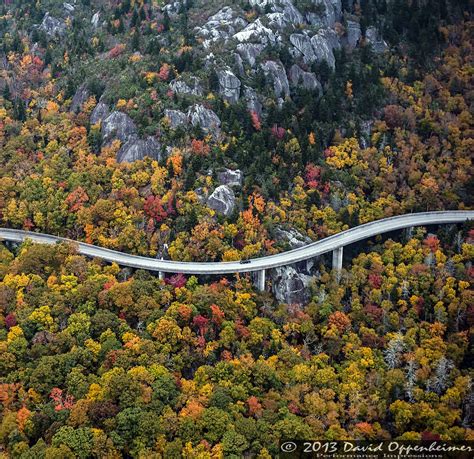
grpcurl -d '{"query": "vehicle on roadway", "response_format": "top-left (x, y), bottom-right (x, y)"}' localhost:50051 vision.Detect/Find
top-left (239, 260), bottom-right (251, 264)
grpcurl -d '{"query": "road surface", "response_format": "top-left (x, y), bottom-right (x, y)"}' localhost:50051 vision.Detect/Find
top-left (0, 211), bottom-right (472, 275)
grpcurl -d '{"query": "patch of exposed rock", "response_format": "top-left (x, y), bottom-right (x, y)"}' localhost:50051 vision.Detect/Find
top-left (274, 226), bottom-right (312, 249)
top-left (288, 65), bottom-right (322, 93)
top-left (102, 111), bottom-right (138, 145)
top-left (196, 7), bottom-right (247, 48)
top-left (218, 169), bottom-right (243, 188)
top-left (39, 13), bottom-right (66, 37)
top-left (90, 101), bottom-right (110, 125)
top-left (70, 84), bottom-right (90, 113)
top-left (261, 60), bottom-right (290, 98)
top-left (217, 69), bottom-right (241, 104)
top-left (207, 185), bottom-right (236, 216)
top-left (365, 26), bottom-right (388, 53)
top-left (117, 137), bottom-right (163, 163)
top-left (169, 77), bottom-right (203, 96)
top-left (271, 266), bottom-right (312, 304)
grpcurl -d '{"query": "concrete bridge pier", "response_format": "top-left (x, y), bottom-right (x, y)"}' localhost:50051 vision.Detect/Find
top-left (158, 271), bottom-right (165, 280)
top-left (254, 269), bottom-right (266, 291)
top-left (332, 246), bottom-right (343, 277)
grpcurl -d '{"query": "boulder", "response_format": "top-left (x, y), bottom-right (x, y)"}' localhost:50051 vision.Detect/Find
top-left (290, 33), bottom-right (316, 64)
top-left (310, 32), bottom-right (336, 69)
top-left (207, 185), bottom-right (235, 216)
top-left (345, 20), bottom-right (361, 48)
top-left (102, 111), bottom-right (138, 145)
top-left (63, 2), bottom-right (75, 13)
top-left (234, 53), bottom-right (245, 76)
top-left (187, 104), bottom-right (221, 135)
top-left (271, 266), bottom-right (312, 304)
top-left (91, 12), bottom-right (100, 28)
top-left (164, 109), bottom-right (188, 129)
top-left (288, 64), bottom-right (322, 93)
top-left (365, 26), bottom-right (388, 53)
top-left (217, 69), bottom-right (241, 104)
top-left (233, 19), bottom-right (277, 45)
top-left (243, 86), bottom-right (263, 116)
top-left (90, 101), bottom-right (110, 125)
top-left (70, 84), bottom-right (90, 113)
top-left (40, 13), bottom-right (66, 37)
top-left (117, 137), bottom-right (163, 163)
top-left (218, 168), bottom-right (243, 187)
top-left (306, 0), bottom-right (342, 27)
top-left (169, 77), bottom-right (203, 96)
top-left (274, 226), bottom-right (312, 249)
top-left (236, 43), bottom-right (265, 67)
top-left (196, 7), bottom-right (247, 48)
top-left (261, 60), bottom-right (290, 98)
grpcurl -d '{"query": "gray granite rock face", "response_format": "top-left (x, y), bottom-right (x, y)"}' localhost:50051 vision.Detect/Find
top-left (346, 20), bottom-right (361, 48)
top-left (218, 169), bottom-right (243, 188)
top-left (196, 7), bottom-right (247, 48)
top-left (91, 12), bottom-right (100, 28)
top-left (236, 43), bottom-right (265, 68)
top-left (70, 84), bottom-right (90, 113)
top-left (217, 69), bottom-right (241, 104)
top-left (365, 26), bottom-right (388, 53)
top-left (233, 18), bottom-right (277, 45)
top-left (117, 137), bottom-right (163, 163)
top-left (271, 266), bottom-right (312, 304)
top-left (40, 13), bottom-right (66, 37)
top-left (274, 226), bottom-right (312, 249)
top-left (207, 185), bottom-right (235, 216)
top-left (187, 104), bottom-right (221, 134)
top-left (306, 0), bottom-right (342, 27)
top-left (261, 60), bottom-right (290, 98)
top-left (90, 101), bottom-right (110, 125)
top-left (164, 109), bottom-right (188, 129)
top-left (102, 111), bottom-right (138, 145)
top-left (243, 86), bottom-right (263, 116)
top-left (169, 77), bottom-right (203, 96)
top-left (290, 33), bottom-right (317, 64)
top-left (288, 64), bottom-right (322, 93)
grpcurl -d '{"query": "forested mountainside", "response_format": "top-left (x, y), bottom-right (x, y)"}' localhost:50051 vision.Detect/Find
top-left (1, 0), bottom-right (473, 457)
top-left (1, 229), bottom-right (473, 457)
top-left (0, 0), bottom-right (472, 261)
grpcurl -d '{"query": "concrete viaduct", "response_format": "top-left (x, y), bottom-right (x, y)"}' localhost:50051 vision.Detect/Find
top-left (1, 211), bottom-right (473, 290)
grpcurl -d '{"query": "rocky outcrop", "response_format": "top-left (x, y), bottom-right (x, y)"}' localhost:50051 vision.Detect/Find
top-left (271, 266), bottom-right (312, 304)
top-left (218, 169), bottom-right (243, 188)
top-left (102, 111), bottom-right (138, 145)
top-left (243, 86), bottom-right (263, 116)
top-left (164, 109), bottom-right (188, 129)
top-left (274, 226), bottom-right (312, 249)
top-left (207, 185), bottom-right (235, 216)
top-left (288, 64), bottom-right (322, 93)
top-left (63, 2), bottom-right (75, 13)
top-left (196, 7), bottom-right (247, 48)
top-left (117, 137), bottom-right (163, 163)
top-left (217, 69), bottom-right (241, 104)
top-left (236, 43), bottom-right (265, 68)
top-left (90, 101), bottom-right (110, 125)
top-left (310, 30), bottom-right (338, 69)
top-left (345, 20), bottom-right (361, 48)
top-left (261, 60), bottom-right (290, 98)
top-left (187, 104), bottom-right (221, 134)
top-left (290, 33), bottom-right (316, 64)
top-left (169, 77), bottom-right (203, 96)
top-left (40, 13), bottom-right (66, 37)
top-left (233, 19), bottom-right (277, 45)
top-left (306, 0), bottom-right (342, 28)
top-left (365, 26), bottom-right (388, 53)
top-left (70, 84), bottom-right (90, 113)
top-left (91, 12), bottom-right (100, 28)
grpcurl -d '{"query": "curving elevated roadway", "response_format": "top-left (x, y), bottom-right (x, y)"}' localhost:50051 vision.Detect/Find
top-left (1, 211), bottom-right (473, 289)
